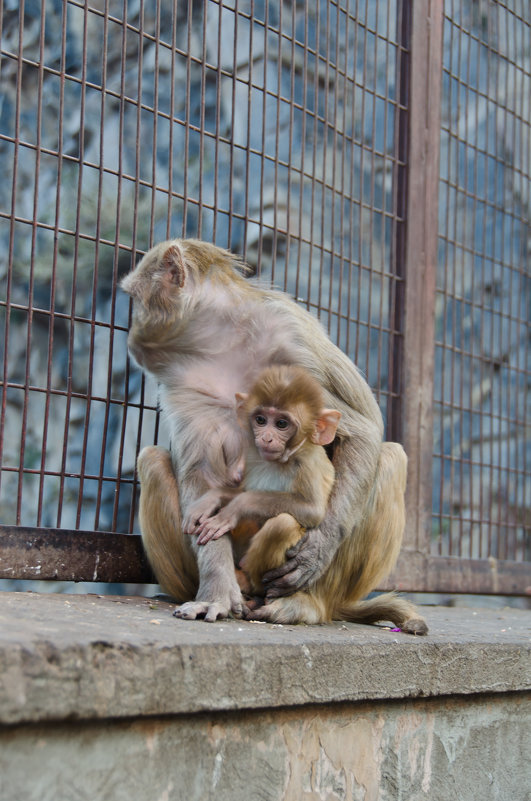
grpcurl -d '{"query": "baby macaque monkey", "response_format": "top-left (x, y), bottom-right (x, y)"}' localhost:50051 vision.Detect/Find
top-left (186, 364), bottom-right (420, 626)
top-left (185, 365), bottom-right (340, 604)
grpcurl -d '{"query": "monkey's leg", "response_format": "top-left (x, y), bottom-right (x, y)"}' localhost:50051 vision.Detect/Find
top-left (241, 514), bottom-right (329, 624)
top-left (179, 534), bottom-right (246, 621)
top-left (137, 446), bottom-right (244, 621)
top-left (318, 442), bottom-right (428, 635)
top-left (240, 513), bottom-right (304, 595)
top-left (137, 446), bottom-right (198, 601)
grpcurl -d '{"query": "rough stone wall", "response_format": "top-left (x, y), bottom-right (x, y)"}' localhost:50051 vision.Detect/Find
top-left (1, 594), bottom-right (530, 799)
top-left (1, 693), bottom-right (528, 801)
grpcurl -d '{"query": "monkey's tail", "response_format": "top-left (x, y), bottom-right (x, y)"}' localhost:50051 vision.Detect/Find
top-left (335, 592), bottom-right (428, 635)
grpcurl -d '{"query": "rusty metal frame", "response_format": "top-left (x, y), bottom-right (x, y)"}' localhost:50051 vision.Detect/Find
top-left (383, 0), bottom-right (443, 590)
top-left (0, 526), bottom-right (152, 584)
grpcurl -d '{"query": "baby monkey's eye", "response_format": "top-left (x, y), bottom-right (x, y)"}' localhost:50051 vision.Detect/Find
top-left (254, 414), bottom-right (267, 426)
top-left (276, 419), bottom-right (289, 430)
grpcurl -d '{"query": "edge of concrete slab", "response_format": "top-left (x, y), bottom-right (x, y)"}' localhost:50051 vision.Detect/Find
top-left (0, 592), bottom-right (529, 725)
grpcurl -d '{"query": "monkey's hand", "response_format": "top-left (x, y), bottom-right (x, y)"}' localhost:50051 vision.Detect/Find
top-left (261, 527), bottom-right (332, 598)
top-left (182, 490), bottom-right (223, 534)
top-left (195, 503), bottom-right (240, 545)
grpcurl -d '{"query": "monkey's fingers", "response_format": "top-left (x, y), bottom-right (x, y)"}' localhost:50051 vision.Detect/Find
top-left (173, 582), bottom-right (244, 621)
top-left (261, 560), bottom-right (302, 599)
top-left (261, 533), bottom-right (309, 584)
top-left (195, 529), bottom-right (214, 545)
top-left (195, 508), bottom-right (238, 543)
top-left (183, 500), bottom-right (222, 534)
top-left (196, 524), bottom-right (231, 545)
top-left (173, 601), bottom-right (212, 620)
top-left (284, 533), bottom-right (309, 559)
top-left (182, 515), bottom-right (198, 534)
top-left (183, 510), bottom-right (208, 534)
top-left (195, 509), bottom-right (221, 529)
top-left (192, 517), bottom-right (216, 539)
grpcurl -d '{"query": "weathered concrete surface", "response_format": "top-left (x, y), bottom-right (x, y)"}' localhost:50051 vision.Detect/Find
top-left (0, 592), bottom-right (529, 725)
top-left (1, 693), bottom-right (529, 801)
top-left (0, 593), bottom-right (530, 801)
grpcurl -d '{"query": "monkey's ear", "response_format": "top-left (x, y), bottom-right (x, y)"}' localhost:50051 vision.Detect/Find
top-left (161, 244), bottom-right (186, 288)
top-left (312, 409), bottom-right (341, 446)
top-left (235, 393), bottom-right (249, 418)
top-left (234, 392), bottom-right (249, 426)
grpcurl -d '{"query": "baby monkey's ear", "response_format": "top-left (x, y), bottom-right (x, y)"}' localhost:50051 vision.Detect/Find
top-left (311, 409), bottom-right (341, 446)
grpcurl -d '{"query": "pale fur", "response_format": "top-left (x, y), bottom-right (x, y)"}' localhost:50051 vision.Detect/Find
top-left (122, 238), bottom-right (428, 633)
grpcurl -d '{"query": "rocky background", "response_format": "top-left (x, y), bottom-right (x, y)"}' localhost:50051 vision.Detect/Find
top-left (0, 1), bottom-right (529, 575)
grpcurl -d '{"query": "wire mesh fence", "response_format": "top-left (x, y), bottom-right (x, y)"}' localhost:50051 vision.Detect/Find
top-left (0, 0), bottom-right (406, 531)
top-left (0, 0), bottom-right (529, 591)
top-left (434, 0), bottom-right (530, 565)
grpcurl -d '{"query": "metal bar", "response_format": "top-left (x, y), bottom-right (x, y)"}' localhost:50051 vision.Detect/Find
top-left (241, 0), bottom-right (254, 262)
top-left (394, 0), bottom-right (444, 553)
top-left (1, 523), bottom-right (528, 596)
top-left (0, 526), bottom-right (153, 584)
top-left (387, 0), bottom-right (409, 440)
top-left (50, 2), bottom-right (69, 528)
top-left (381, 552), bottom-right (531, 597)
top-left (73, 1), bottom-right (92, 530)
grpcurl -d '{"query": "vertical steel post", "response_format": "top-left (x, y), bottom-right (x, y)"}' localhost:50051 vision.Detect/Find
top-left (390, 1), bottom-right (444, 575)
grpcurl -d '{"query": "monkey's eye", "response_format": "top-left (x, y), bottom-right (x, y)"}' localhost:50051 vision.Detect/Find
top-left (276, 419), bottom-right (289, 430)
top-left (254, 414), bottom-right (267, 426)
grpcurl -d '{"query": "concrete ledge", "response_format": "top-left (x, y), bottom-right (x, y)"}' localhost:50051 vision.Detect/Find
top-left (0, 592), bottom-right (529, 726)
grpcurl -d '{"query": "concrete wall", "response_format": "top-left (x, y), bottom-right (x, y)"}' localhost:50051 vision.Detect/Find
top-left (1, 694), bottom-right (529, 801)
top-left (1, 593), bottom-right (529, 801)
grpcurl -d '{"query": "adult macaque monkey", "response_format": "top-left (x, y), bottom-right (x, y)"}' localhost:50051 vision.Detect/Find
top-left (121, 238), bottom-right (428, 633)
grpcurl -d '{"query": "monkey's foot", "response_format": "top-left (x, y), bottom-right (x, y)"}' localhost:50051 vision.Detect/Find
top-left (173, 595), bottom-right (243, 623)
top-left (401, 616), bottom-right (429, 636)
top-left (243, 602), bottom-right (279, 623)
top-left (244, 594), bottom-right (323, 625)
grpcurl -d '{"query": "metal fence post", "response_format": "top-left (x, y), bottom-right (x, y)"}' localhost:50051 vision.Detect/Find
top-left (386, 0), bottom-right (444, 589)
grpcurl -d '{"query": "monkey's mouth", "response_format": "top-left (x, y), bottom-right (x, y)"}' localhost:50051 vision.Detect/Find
top-left (258, 448), bottom-right (283, 461)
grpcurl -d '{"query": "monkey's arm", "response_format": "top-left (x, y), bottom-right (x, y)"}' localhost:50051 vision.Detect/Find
top-left (194, 488), bottom-right (328, 546)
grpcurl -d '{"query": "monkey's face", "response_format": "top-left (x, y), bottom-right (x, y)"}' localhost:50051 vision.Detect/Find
top-left (249, 407), bottom-right (299, 462)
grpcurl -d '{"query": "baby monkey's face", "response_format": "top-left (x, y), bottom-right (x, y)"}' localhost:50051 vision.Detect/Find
top-left (249, 406), bottom-right (298, 461)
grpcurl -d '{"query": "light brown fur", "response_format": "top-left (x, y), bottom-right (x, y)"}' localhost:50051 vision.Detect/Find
top-left (122, 239), bottom-right (427, 633)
